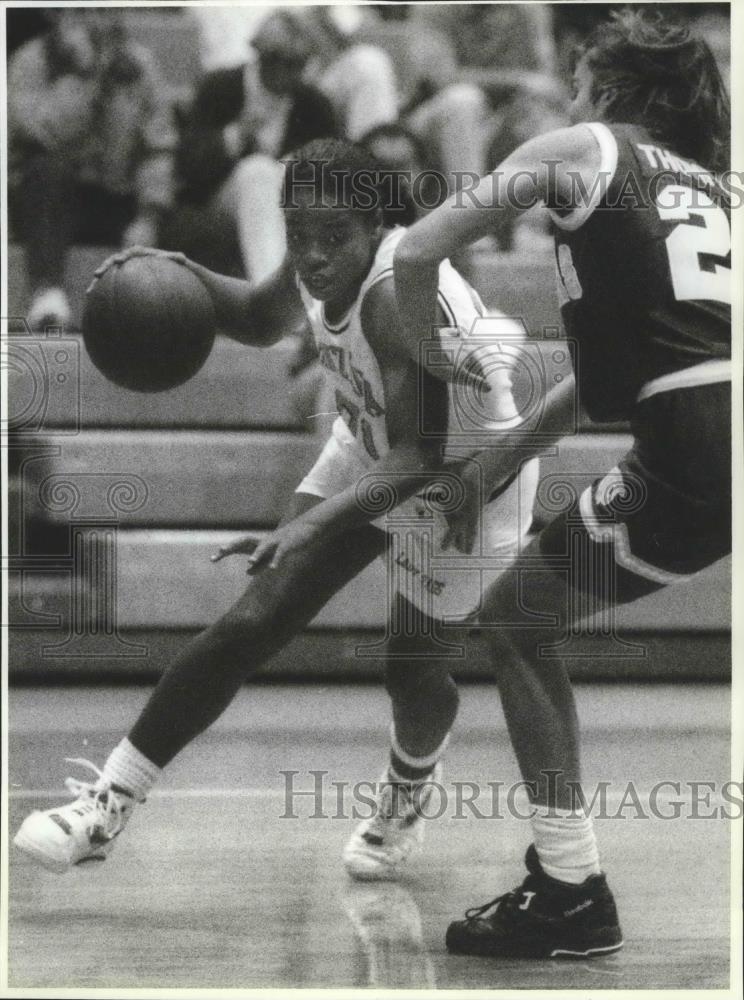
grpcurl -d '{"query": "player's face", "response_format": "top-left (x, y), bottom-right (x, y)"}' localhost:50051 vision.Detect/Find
top-left (285, 190), bottom-right (381, 308)
top-left (568, 56), bottom-right (598, 124)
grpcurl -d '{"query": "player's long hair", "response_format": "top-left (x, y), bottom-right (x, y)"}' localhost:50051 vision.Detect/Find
top-left (582, 7), bottom-right (730, 174)
top-left (282, 138), bottom-right (417, 228)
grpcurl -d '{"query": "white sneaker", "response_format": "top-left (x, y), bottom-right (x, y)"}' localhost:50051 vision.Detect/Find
top-left (343, 763), bottom-right (443, 881)
top-left (27, 287), bottom-right (71, 331)
top-left (13, 759), bottom-right (136, 874)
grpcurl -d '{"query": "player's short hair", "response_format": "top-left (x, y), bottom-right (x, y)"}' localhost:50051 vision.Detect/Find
top-left (282, 137), bottom-right (416, 228)
top-left (582, 7), bottom-right (730, 174)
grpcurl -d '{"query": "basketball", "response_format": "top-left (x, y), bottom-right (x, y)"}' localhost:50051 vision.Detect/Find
top-left (83, 255), bottom-right (216, 393)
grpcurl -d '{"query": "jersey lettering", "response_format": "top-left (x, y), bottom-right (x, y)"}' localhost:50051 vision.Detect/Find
top-left (556, 243), bottom-right (583, 305)
top-left (319, 345), bottom-right (386, 416)
top-left (656, 185), bottom-right (731, 305)
top-left (335, 389), bottom-right (380, 460)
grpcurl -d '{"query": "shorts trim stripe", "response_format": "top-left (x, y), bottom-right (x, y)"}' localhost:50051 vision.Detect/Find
top-left (637, 359), bottom-right (731, 403)
top-left (579, 482), bottom-right (692, 586)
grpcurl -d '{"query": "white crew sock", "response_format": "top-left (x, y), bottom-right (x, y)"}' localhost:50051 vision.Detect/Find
top-left (531, 806), bottom-right (601, 885)
top-left (101, 738), bottom-right (161, 803)
top-left (389, 725), bottom-right (450, 782)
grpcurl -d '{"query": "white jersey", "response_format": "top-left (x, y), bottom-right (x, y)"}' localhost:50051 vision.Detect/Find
top-left (298, 226), bottom-right (523, 469)
top-left (297, 226), bottom-right (539, 621)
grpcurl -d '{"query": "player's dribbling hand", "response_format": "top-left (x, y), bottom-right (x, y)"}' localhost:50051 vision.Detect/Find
top-left (86, 247), bottom-right (189, 293)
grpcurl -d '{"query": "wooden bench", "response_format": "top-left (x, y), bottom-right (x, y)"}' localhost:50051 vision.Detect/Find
top-left (15, 430), bottom-right (632, 528)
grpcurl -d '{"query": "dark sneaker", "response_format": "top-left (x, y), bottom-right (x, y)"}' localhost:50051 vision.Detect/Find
top-left (446, 845), bottom-right (623, 959)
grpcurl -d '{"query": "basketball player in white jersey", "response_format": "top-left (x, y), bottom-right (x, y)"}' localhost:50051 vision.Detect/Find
top-left (14, 139), bottom-right (538, 883)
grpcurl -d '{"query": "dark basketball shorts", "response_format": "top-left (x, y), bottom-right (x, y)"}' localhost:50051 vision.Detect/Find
top-left (538, 381), bottom-right (731, 603)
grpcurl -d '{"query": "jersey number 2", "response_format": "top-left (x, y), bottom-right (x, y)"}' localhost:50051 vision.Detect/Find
top-left (656, 185), bottom-right (730, 305)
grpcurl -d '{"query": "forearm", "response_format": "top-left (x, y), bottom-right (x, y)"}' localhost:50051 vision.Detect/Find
top-left (308, 444), bottom-right (447, 536)
top-left (309, 379), bottom-right (575, 540)
top-left (458, 374), bottom-right (577, 483)
top-left (393, 178), bottom-right (506, 358)
top-left (393, 257), bottom-right (440, 362)
top-left (394, 128), bottom-right (593, 365)
top-left (182, 260), bottom-right (251, 336)
top-left (181, 259), bottom-right (291, 346)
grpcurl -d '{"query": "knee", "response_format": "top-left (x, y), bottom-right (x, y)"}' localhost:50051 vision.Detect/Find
top-left (343, 44), bottom-right (396, 89)
top-left (231, 153), bottom-right (282, 195)
top-left (437, 83), bottom-right (488, 122)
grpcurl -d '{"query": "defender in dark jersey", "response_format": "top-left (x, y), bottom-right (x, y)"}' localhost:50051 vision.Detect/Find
top-left (394, 8), bottom-right (731, 958)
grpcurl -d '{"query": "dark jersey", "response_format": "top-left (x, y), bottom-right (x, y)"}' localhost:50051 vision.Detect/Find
top-left (552, 123), bottom-right (731, 421)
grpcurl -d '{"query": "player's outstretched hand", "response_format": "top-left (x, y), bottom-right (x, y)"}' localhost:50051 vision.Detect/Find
top-left (211, 516), bottom-right (325, 573)
top-left (86, 247), bottom-right (189, 293)
top-left (211, 535), bottom-right (261, 565)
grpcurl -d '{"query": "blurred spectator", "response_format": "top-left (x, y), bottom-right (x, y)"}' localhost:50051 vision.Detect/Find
top-left (359, 5), bottom-right (559, 199)
top-left (359, 122), bottom-right (435, 224)
top-left (296, 7), bottom-right (400, 141)
top-left (187, 6), bottom-right (269, 71)
top-left (360, 122), bottom-right (429, 177)
top-left (413, 4), bottom-right (566, 248)
top-left (6, 7), bottom-right (48, 57)
top-left (311, 6), bottom-right (488, 193)
top-left (163, 10), bottom-right (339, 282)
top-left (420, 3), bottom-right (559, 90)
top-left (8, 9), bottom-right (175, 329)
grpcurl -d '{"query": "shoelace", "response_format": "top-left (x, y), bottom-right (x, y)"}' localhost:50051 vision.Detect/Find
top-left (464, 892), bottom-right (516, 921)
top-left (366, 779), bottom-right (421, 835)
top-left (463, 875), bottom-right (541, 922)
top-left (63, 757), bottom-right (127, 841)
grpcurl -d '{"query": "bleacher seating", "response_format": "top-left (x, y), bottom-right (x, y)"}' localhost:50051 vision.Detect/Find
top-left (7, 237), bottom-right (730, 683)
top-left (7, 0), bottom-right (731, 686)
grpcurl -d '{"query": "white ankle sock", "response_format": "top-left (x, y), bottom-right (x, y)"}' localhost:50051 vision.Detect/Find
top-left (102, 738), bottom-right (161, 803)
top-left (531, 806), bottom-right (601, 885)
top-left (389, 725), bottom-right (450, 777)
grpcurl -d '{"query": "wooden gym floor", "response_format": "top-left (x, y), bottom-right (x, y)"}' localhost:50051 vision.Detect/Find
top-left (6, 682), bottom-right (734, 992)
